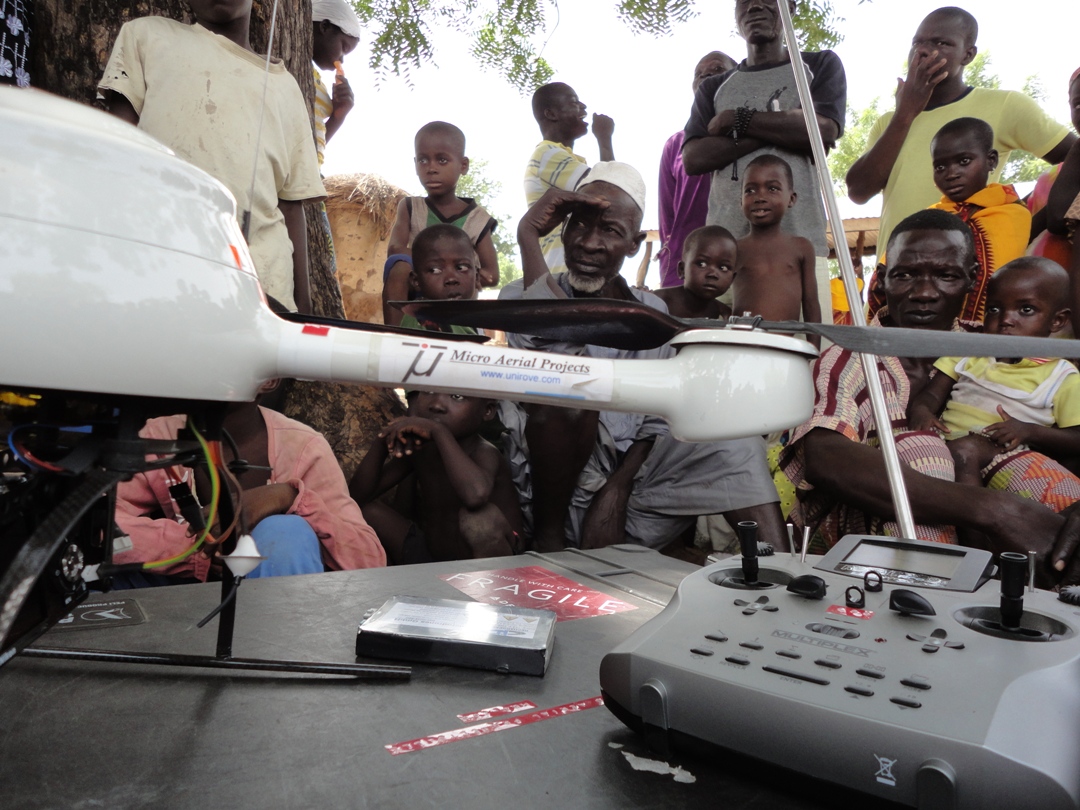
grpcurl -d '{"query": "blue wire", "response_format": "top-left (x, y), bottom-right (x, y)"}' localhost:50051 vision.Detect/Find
top-left (6, 424), bottom-right (93, 472)
top-left (7, 430), bottom-right (37, 470)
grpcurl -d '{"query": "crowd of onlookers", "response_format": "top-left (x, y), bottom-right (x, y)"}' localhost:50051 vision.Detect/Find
top-left (8, 0), bottom-right (1080, 587)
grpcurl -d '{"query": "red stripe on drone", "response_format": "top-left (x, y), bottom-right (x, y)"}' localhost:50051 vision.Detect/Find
top-left (301, 325), bottom-right (330, 336)
top-left (386, 696), bottom-right (604, 755)
top-left (457, 701), bottom-right (537, 723)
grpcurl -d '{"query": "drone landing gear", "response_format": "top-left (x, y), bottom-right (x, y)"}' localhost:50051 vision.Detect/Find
top-left (2, 396), bottom-right (410, 681)
top-left (24, 574), bottom-right (411, 679)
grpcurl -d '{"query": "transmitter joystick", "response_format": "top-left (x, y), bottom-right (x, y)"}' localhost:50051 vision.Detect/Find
top-left (738, 521), bottom-right (759, 586)
top-left (998, 552), bottom-right (1027, 631)
top-left (956, 552), bottom-right (1071, 641)
top-left (708, 522), bottom-right (791, 590)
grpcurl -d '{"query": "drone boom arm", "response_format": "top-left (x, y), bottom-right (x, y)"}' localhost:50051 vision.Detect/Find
top-left (273, 321), bottom-right (815, 442)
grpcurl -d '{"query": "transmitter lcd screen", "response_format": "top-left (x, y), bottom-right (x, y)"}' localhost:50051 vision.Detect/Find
top-left (842, 541), bottom-right (963, 580)
top-left (817, 535), bottom-right (994, 592)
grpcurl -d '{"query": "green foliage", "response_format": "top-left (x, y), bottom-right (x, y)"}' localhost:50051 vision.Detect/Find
top-left (351, 0), bottom-right (847, 93)
top-left (471, 0), bottom-right (554, 91)
top-left (828, 97), bottom-right (881, 194)
top-left (352, 0), bottom-right (554, 90)
top-left (496, 252), bottom-right (524, 287)
top-left (616, 0), bottom-right (696, 35)
top-left (792, 1), bottom-right (843, 52)
top-left (454, 159), bottom-right (523, 286)
top-left (351, 0), bottom-right (438, 85)
top-left (963, 51), bottom-right (999, 91)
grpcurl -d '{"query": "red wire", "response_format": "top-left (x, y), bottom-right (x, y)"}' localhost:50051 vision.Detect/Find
top-left (13, 439), bottom-right (66, 473)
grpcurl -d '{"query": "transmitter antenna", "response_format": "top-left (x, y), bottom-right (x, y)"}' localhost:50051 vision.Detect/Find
top-left (240, 0), bottom-right (282, 241)
top-left (777, 1), bottom-right (917, 538)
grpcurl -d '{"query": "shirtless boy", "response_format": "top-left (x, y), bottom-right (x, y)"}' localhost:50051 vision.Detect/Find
top-left (349, 391), bottom-right (522, 563)
top-left (653, 225), bottom-right (736, 319)
top-left (733, 155), bottom-right (821, 346)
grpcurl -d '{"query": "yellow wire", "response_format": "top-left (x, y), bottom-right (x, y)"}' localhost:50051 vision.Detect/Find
top-left (142, 422), bottom-right (221, 569)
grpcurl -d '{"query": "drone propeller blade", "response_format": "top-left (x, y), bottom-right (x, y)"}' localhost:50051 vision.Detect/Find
top-left (277, 310), bottom-right (489, 344)
top-left (399, 298), bottom-right (683, 351)
top-left (803, 322), bottom-right (1080, 360)
top-left (401, 299), bottom-right (1080, 359)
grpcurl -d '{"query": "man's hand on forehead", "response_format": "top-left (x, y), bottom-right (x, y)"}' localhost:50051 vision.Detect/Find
top-left (518, 188), bottom-right (610, 238)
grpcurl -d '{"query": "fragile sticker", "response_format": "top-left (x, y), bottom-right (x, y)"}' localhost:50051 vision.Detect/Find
top-left (441, 566), bottom-right (637, 621)
top-left (457, 701), bottom-right (537, 723)
top-left (386, 696), bottom-right (604, 755)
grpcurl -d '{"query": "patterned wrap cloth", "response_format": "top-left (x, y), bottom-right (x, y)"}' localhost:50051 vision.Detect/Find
top-left (779, 312), bottom-right (959, 551)
top-left (781, 310), bottom-right (1080, 549)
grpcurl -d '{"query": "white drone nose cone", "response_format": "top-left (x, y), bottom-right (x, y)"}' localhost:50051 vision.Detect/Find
top-left (223, 534), bottom-right (267, 577)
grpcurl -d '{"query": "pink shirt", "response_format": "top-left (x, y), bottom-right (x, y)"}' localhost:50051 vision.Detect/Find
top-left (658, 130), bottom-right (713, 288)
top-left (115, 408), bottom-right (385, 579)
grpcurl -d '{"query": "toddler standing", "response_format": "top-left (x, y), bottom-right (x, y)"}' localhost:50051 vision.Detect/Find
top-left (653, 225), bottom-right (736, 319)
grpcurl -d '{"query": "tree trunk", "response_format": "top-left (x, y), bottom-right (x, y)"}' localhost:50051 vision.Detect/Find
top-left (29, 0), bottom-right (402, 477)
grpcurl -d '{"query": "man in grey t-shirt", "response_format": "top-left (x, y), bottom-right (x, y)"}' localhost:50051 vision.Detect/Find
top-left (683, 0), bottom-right (846, 321)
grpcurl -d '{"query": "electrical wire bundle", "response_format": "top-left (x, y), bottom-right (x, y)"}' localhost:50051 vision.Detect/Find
top-left (5, 418), bottom-right (242, 577)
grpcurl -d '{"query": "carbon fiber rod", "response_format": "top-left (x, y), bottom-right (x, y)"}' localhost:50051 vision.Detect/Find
top-left (22, 646), bottom-right (412, 679)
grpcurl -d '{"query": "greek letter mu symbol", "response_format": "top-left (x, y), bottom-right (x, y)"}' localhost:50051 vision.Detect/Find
top-left (82, 608), bottom-right (131, 621)
top-left (875, 754), bottom-right (897, 786)
top-left (402, 348), bottom-right (445, 382)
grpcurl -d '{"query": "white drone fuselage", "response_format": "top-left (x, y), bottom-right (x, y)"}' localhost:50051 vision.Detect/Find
top-left (0, 87), bottom-right (815, 442)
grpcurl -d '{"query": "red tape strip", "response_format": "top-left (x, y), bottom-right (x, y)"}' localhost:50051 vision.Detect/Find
top-left (386, 696), bottom-right (604, 755)
top-left (457, 701), bottom-right (537, 723)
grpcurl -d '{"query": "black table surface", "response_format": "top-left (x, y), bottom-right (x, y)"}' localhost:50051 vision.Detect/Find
top-left (0, 546), bottom-right (849, 809)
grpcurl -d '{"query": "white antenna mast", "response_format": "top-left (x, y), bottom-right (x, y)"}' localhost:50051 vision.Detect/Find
top-left (240, 0), bottom-right (282, 241)
top-left (777, 0), bottom-right (918, 539)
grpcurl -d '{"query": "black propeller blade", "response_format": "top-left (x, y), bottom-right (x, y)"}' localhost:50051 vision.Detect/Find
top-left (277, 310), bottom-right (489, 344)
top-left (401, 298), bottom-right (680, 351)
top-left (398, 298), bottom-right (1080, 360)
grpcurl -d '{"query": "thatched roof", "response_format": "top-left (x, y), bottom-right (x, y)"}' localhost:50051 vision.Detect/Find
top-left (826, 216), bottom-right (880, 257)
top-left (323, 173), bottom-right (407, 236)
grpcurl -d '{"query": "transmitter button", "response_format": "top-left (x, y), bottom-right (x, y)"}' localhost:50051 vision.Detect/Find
top-left (815, 659), bottom-right (842, 670)
top-left (890, 697), bottom-right (923, 709)
top-left (856, 668), bottom-right (886, 680)
top-left (690, 647), bottom-right (714, 657)
top-left (705, 633), bottom-right (728, 643)
top-left (845, 685), bottom-right (874, 697)
top-left (739, 641), bottom-right (764, 651)
top-left (776, 650), bottom-right (801, 660)
top-left (806, 622), bottom-right (860, 639)
top-left (762, 666), bottom-right (830, 686)
top-left (901, 678), bottom-right (931, 690)
top-left (725, 655), bottom-right (750, 666)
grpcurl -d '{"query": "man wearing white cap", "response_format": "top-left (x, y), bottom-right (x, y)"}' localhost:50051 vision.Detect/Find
top-left (499, 161), bottom-right (787, 553)
top-left (312, 0), bottom-right (362, 164)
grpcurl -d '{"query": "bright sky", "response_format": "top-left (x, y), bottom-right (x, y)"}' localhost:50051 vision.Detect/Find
top-left (320, 0), bottom-right (1078, 288)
